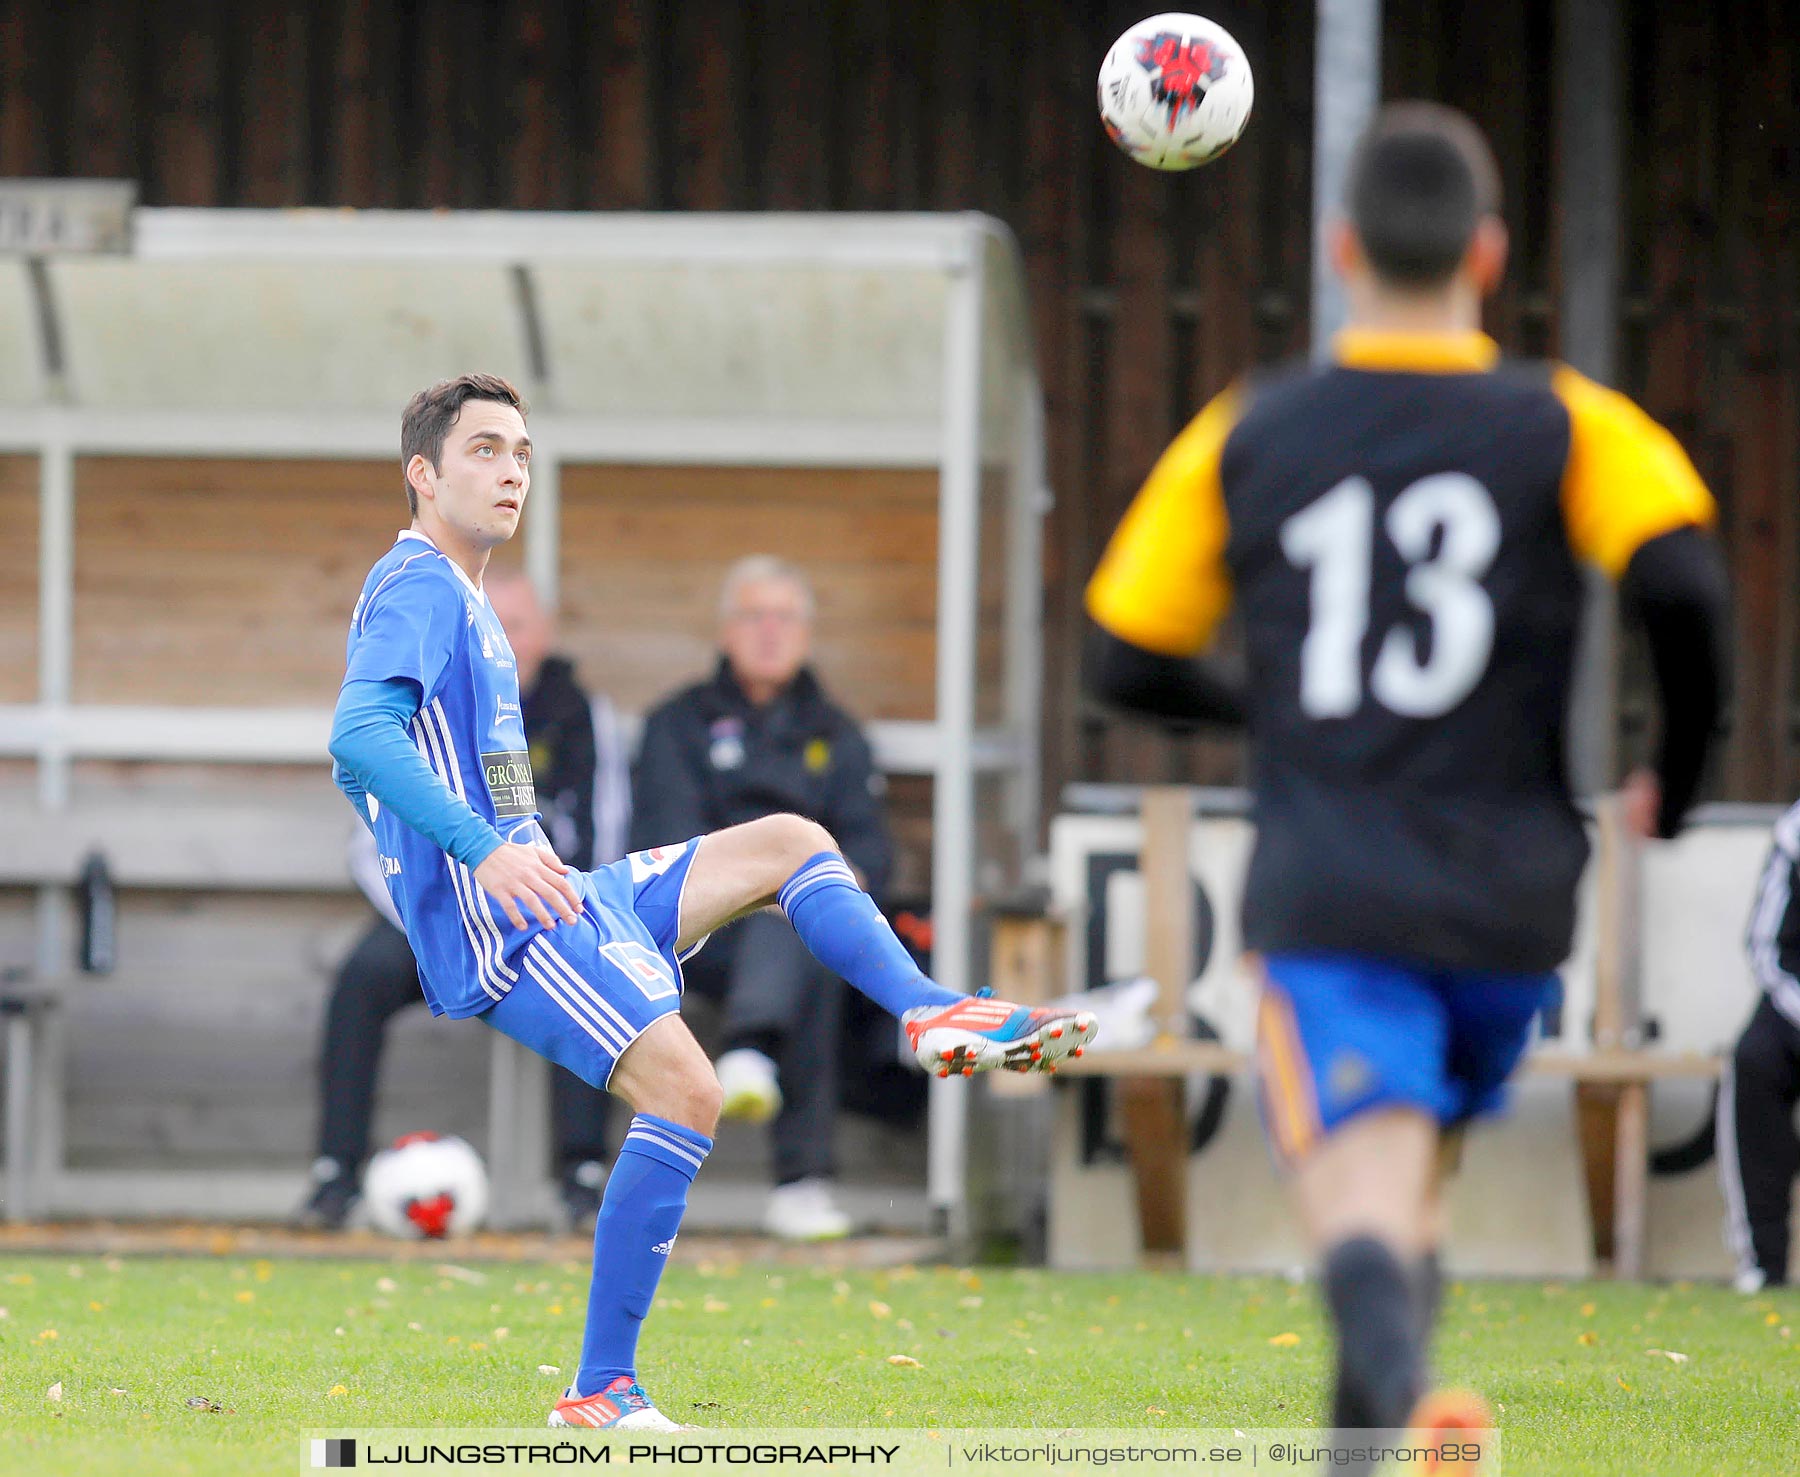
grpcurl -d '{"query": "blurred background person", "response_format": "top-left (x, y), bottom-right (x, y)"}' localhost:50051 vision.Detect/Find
top-left (632, 555), bottom-right (893, 1241)
top-left (300, 571), bottom-right (631, 1231)
top-left (1720, 797), bottom-right (1800, 1292)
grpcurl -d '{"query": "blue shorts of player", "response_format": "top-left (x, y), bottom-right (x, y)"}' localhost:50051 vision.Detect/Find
top-left (479, 839), bottom-right (704, 1089)
top-left (1255, 952), bottom-right (1559, 1170)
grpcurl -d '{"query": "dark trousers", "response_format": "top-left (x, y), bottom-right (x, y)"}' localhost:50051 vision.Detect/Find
top-left (315, 917), bottom-right (613, 1175)
top-left (681, 909), bottom-right (843, 1185)
top-left (1718, 993), bottom-right (1800, 1283)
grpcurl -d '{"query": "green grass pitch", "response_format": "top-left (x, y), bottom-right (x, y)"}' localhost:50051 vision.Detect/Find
top-left (2, 1253), bottom-right (1798, 1476)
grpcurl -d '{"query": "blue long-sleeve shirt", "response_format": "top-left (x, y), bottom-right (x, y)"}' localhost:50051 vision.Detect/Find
top-left (329, 675), bottom-right (505, 871)
top-left (333, 531), bottom-right (547, 1016)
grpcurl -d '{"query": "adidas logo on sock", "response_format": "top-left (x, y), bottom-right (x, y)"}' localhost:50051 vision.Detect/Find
top-left (651, 1236), bottom-right (678, 1256)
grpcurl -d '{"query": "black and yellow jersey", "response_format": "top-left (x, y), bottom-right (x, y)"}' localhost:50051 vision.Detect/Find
top-left (1086, 330), bottom-right (1716, 972)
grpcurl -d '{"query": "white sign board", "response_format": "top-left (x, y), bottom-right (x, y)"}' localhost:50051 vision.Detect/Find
top-left (0, 180), bottom-right (135, 254)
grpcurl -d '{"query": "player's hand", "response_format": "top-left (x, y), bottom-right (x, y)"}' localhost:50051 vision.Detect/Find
top-left (1620, 767), bottom-right (1662, 840)
top-left (472, 842), bottom-right (583, 930)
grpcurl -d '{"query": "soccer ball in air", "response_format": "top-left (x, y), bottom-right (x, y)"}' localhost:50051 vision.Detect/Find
top-left (362, 1132), bottom-right (490, 1239)
top-left (1098, 13), bottom-right (1254, 171)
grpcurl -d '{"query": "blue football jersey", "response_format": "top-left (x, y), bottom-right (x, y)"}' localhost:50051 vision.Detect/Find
top-left (340, 531), bottom-right (546, 1017)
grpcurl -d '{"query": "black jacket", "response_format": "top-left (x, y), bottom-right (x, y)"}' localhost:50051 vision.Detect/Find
top-left (631, 659), bottom-right (893, 899)
top-left (525, 655), bottom-right (599, 871)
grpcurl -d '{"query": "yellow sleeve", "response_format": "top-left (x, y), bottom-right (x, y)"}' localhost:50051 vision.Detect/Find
top-left (1084, 385), bottom-right (1241, 656)
top-left (1553, 366), bottom-right (1717, 577)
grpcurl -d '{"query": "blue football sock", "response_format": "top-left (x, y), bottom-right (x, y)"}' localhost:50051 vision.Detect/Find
top-left (575, 1113), bottom-right (711, 1397)
top-left (777, 851), bottom-right (960, 1018)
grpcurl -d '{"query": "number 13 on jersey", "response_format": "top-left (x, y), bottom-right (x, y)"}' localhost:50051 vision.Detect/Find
top-left (1279, 473), bottom-right (1501, 720)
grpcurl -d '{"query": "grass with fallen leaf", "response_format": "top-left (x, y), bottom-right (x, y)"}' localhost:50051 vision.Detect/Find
top-left (1, 1255), bottom-right (1797, 1475)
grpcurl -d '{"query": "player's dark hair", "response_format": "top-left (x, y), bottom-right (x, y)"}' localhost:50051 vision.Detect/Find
top-left (400, 374), bottom-right (529, 515)
top-left (1344, 102), bottom-right (1501, 289)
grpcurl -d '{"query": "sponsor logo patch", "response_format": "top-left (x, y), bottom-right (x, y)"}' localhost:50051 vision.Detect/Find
top-left (480, 749), bottom-right (537, 819)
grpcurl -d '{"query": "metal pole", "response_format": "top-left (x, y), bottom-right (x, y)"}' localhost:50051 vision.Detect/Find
top-left (1558, 0), bottom-right (1623, 797)
top-left (524, 454), bottom-right (561, 611)
top-left (1311, 0), bottom-right (1383, 357)
top-left (31, 429), bottom-right (75, 1219)
top-left (1006, 378), bottom-right (1047, 857)
top-left (36, 433), bottom-right (74, 987)
top-left (926, 224), bottom-right (987, 1225)
top-left (37, 430), bottom-right (73, 814)
top-left (1557, 0), bottom-right (1637, 1056)
top-left (4, 1017), bottom-right (30, 1222)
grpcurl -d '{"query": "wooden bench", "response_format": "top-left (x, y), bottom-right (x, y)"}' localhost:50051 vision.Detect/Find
top-left (0, 755), bottom-right (940, 1229)
top-left (1042, 1039), bottom-right (1721, 1279)
top-left (989, 787), bottom-right (1720, 1279)
top-left (0, 790), bottom-right (556, 1227)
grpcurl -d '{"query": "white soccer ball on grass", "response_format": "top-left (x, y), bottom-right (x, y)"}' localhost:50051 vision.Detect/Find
top-left (362, 1132), bottom-right (490, 1239)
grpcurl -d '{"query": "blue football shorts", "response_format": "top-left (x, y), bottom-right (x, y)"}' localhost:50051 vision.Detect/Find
top-left (478, 837), bottom-right (707, 1089)
top-left (1254, 951), bottom-right (1559, 1171)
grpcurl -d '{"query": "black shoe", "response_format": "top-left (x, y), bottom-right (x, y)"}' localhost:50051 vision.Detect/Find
top-left (296, 1158), bottom-right (358, 1230)
top-left (560, 1160), bottom-right (607, 1229)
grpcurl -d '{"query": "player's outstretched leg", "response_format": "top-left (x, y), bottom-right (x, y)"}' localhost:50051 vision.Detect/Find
top-left (549, 1018), bottom-right (719, 1431)
top-left (675, 815), bottom-right (1096, 1076)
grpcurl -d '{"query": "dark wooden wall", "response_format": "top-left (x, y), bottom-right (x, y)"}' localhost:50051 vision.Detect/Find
top-left (4, 0), bottom-right (1796, 804)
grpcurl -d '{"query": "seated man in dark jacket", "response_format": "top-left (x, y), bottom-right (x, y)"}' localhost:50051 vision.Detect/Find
top-left (632, 555), bottom-right (893, 1240)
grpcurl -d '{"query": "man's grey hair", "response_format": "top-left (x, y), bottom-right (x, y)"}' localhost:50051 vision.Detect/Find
top-left (717, 554), bottom-right (815, 622)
